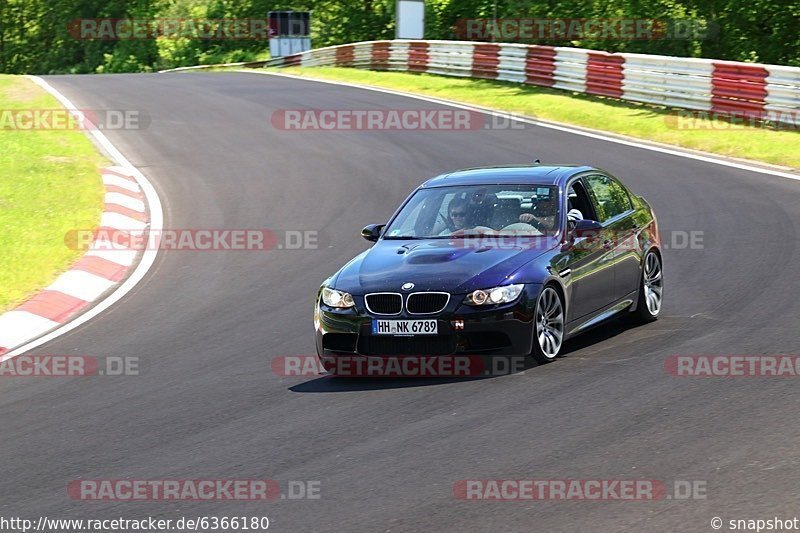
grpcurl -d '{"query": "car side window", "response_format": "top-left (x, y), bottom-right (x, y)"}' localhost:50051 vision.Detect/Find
top-left (583, 174), bottom-right (632, 222)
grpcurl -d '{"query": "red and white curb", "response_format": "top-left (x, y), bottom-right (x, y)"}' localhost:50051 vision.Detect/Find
top-left (0, 166), bottom-right (149, 357)
top-left (0, 76), bottom-right (164, 361)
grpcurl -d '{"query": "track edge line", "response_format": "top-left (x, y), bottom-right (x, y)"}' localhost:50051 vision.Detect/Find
top-left (1, 77), bottom-right (166, 360)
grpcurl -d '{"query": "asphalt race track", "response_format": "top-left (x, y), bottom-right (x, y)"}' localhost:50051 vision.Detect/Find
top-left (2, 72), bottom-right (799, 531)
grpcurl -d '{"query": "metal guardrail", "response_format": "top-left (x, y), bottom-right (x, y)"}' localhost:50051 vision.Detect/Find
top-left (159, 60), bottom-right (270, 73)
top-left (263, 40), bottom-right (800, 126)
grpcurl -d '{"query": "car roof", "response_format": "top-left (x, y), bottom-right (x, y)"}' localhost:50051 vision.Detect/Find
top-left (420, 165), bottom-right (597, 188)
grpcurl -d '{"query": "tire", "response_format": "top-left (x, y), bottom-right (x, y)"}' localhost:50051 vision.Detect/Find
top-left (530, 285), bottom-right (565, 364)
top-left (630, 249), bottom-right (663, 323)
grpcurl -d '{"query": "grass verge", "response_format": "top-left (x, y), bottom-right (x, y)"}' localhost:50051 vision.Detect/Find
top-left (0, 75), bottom-right (107, 312)
top-left (268, 66), bottom-right (800, 169)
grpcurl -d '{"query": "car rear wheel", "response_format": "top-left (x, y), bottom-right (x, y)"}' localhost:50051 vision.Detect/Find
top-left (630, 250), bottom-right (663, 323)
top-left (531, 285), bottom-right (565, 364)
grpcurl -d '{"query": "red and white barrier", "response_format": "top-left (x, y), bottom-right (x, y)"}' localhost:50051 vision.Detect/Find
top-left (265, 40), bottom-right (800, 126)
top-left (0, 166), bottom-right (149, 357)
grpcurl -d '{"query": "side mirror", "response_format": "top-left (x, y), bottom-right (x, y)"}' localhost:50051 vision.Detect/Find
top-left (572, 219), bottom-right (602, 238)
top-left (361, 224), bottom-right (385, 242)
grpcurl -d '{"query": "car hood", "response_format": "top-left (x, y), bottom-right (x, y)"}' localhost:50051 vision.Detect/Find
top-left (333, 237), bottom-right (558, 294)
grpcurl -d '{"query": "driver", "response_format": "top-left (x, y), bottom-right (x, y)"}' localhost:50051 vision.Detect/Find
top-left (445, 198), bottom-right (469, 232)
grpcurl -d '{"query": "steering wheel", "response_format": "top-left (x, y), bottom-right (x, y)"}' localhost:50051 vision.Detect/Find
top-left (450, 226), bottom-right (496, 238)
top-left (525, 215), bottom-right (548, 233)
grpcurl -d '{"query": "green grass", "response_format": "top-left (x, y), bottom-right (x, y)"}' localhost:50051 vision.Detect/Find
top-left (268, 66), bottom-right (800, 169)
top-left (0, 75), bottom-right (106, 312)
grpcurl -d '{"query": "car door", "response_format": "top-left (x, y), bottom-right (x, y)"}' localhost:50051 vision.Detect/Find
top-left (582, 173), bottom-right (640, 302)
top-left (553, 178), bottom-right (616, 321)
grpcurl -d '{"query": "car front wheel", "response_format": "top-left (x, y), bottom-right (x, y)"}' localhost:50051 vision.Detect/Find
top-left (630, 249), bottom-right (663, 323)
top-left (531, 285), bottom-right (565, 364)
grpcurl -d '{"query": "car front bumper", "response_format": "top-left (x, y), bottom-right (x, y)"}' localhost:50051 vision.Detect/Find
top-left (314, 284), bottom-right (541, 359)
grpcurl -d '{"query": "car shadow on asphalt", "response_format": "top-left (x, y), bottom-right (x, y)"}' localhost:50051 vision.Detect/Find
top-left (288, 354), bottom-right (540, 392)
top-left (289, 318), bottom-right (653, 392)
top-left (288, 374), bottom-right (494, 392)
top-left (558, 316), bottom-right (644, 356)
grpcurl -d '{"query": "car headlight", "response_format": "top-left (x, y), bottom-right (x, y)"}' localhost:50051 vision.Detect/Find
top-left (464, 284), bottom-right (524, 306)
top-left (321, 287), bottom-right (355, 308)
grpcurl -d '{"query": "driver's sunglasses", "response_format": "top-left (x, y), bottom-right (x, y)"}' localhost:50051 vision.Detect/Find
top-left (450, 211), bottom-right (466, 217)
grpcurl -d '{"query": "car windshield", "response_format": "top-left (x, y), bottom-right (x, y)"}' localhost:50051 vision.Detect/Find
top-left (383, 184), bottom-right (560, 239)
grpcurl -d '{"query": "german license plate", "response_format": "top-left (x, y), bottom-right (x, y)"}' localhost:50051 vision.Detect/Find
top-left (372, 319), bottom-right (438, 335)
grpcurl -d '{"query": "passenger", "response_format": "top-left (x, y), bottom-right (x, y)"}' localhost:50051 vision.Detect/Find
top-left (519, 194), bottom-right (557, 229)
